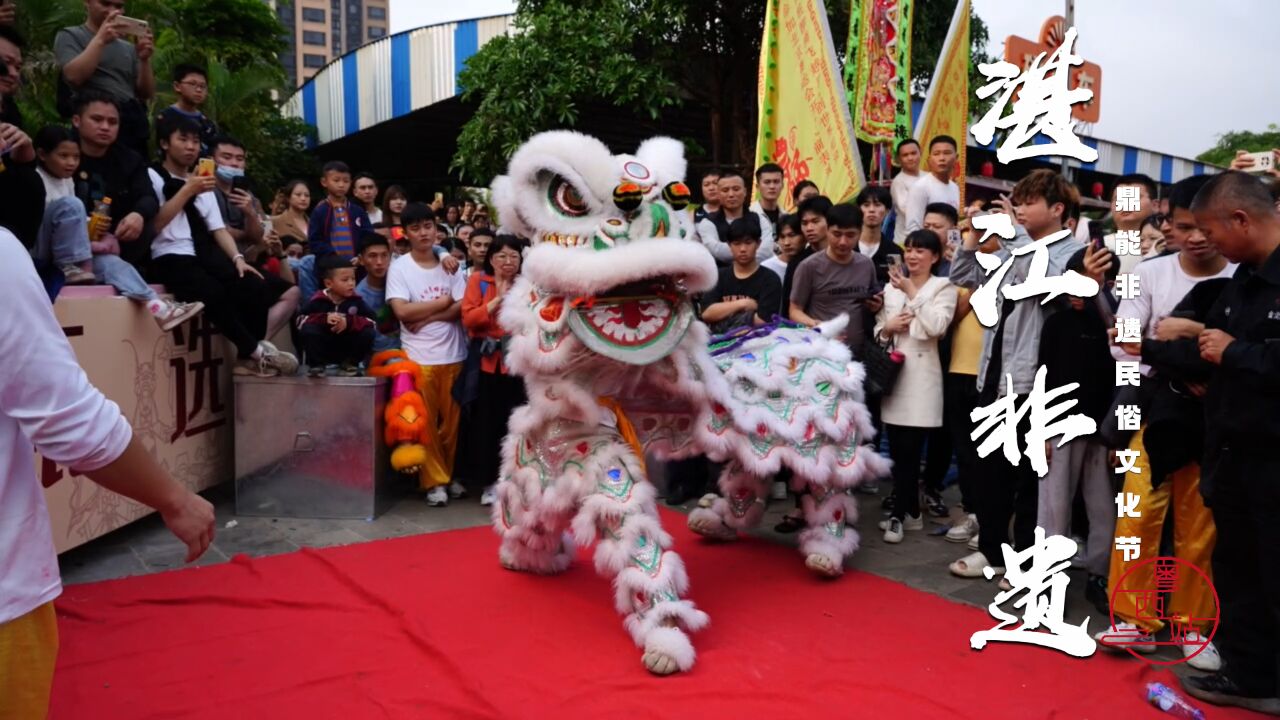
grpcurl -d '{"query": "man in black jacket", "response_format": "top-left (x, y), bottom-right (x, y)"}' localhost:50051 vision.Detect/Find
top-left (71, 91), bottom-right (157, 273)
top-left (1176, 171), bottom-right (1280, 715)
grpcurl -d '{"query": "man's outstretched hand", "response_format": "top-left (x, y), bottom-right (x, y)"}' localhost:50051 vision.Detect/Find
top-left (159, 489), bottom-right (216, 563)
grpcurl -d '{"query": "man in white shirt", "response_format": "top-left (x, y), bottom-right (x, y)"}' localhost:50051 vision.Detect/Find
top-left (0, 229), bottom-right (214, 718)
top-left (148, 114), bottom-right (297, 377)
top-left (1103, 173), bottom-right (1158, 276)
top-left (903, 135), bottom-right (961, 234)
top-left (748, 162), bottom-right (784, 238)
top-left (696, 169), bottom-right (775, 265)
top-left (890, 138), bottom-right (922, 245)
top-left (386, 203), bottom-right (468, 507)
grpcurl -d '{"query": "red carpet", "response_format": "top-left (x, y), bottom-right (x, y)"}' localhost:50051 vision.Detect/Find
top-left (51, 512), bottom-right (1250, 720)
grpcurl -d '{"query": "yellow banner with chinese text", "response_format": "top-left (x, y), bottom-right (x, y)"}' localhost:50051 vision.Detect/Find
top-left (914, 0), bottom-right (969, 206)
top-left (755, 0), bottom-right (865, 212)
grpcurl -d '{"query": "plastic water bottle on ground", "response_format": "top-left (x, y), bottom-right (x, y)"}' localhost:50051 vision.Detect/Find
top-left (1146, 682), bottom-right (1205, 720)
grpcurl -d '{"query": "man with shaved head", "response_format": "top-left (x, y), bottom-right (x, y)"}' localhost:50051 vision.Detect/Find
top-left (1178, 171), bottom-right (1280, 714)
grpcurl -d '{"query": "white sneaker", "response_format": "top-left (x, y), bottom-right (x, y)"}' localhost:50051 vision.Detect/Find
top-left (448, 483), bottom-right (468, 499)
top-left (151, 299), bottom-right (204, 331)
top-left (879, 513), bottom-right (922, 533)
top-left (60, 263), bottom-right (95, 285)
top-left (233, 355), bottom-right (278, 377)
top-left (257, 341), bottom-right (299, 376)
top-left (480, 486), bottom-right (497, 506)
top-left (967, 532), bottom-right (980, 551)
top-left (946, 513), bottom-right (979, 543)
top-left (425, 487), bottom-right (448, 506)
top-left (883, 517), bottom-right (904, 544)
top-left (770, 480), bottom-right (788, 500)
top-left (1182, 633), bottom-right (1222, 672)
top-left (1094, 622), bottom-right (1156, 654)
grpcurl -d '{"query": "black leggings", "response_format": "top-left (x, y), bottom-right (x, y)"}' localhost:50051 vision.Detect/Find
top-left (467, 370), bottom-right (527, 495)
top-left (153, 248), bottom-right (270, 358)
top-left (886, 424), bottom-right (931, 520)
top-left (945, 372), bottom-right (981, 512)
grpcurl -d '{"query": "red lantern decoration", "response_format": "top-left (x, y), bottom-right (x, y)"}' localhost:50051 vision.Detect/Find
top-left (1091, 181), bottom-right (1104, 199)
top-left (980, 160), bottom-right (994, 178)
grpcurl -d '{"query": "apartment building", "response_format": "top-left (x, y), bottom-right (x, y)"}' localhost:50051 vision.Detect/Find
top-left (269, 0), bottom-right (391, 86)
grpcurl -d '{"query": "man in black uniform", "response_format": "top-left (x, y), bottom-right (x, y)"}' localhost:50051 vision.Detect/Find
top-left (1180, 170), bottom-right (1280, 716)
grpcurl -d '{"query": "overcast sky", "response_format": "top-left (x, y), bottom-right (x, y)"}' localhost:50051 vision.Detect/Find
top-left (391, 0), bottom-right (1279, 160)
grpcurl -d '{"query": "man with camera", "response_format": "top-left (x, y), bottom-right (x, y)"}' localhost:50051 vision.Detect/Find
top-left (55, 0), bottom-right (155, 158)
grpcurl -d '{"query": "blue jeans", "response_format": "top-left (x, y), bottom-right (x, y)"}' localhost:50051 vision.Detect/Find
top-left (35, 197), bottom-right (92, 267)
top-left (93, 254), bottom-right (156, 301)
top-left (289, 255), bottom-right (318, 308)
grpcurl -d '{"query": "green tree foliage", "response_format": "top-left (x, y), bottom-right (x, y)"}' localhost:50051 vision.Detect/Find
top-left (162, 0), bottom-right (286, 72)
top-left (10, 0), bottom-right (313, 200)
top-left (904, 0), bottom-right (995, 118)
top-left (451, 0), bottom-right (682, 183)
top-left (1197, 124), bottom-right (1280, 168)
top-left (454, 0), bottom-right (992, 184)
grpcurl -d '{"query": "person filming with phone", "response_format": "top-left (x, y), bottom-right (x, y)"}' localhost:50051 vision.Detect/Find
top-left (209, 135), bottom-right (300, 343)
top-left (55, 0), bottom-right (155, 158)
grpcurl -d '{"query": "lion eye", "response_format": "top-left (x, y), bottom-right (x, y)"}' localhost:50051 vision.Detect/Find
top-left (549, 176), bottom-right (589, 217)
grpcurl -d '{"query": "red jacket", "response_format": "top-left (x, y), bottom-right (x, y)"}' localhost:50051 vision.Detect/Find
top-left (461, 272), bottom-right (511, 375)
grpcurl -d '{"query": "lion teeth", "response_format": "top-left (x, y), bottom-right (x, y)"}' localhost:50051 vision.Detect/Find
top-left (542, 232), bottom-right (585, 248)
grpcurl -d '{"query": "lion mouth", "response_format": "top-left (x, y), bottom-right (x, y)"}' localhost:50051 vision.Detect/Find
top-left (578, 275), bottom-right (686, 347)
top-left (594, 276), bottom-right (685, 300)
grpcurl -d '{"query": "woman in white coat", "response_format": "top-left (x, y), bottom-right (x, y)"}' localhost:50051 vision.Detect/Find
top-left (874, 229), bottom-right (958, 543)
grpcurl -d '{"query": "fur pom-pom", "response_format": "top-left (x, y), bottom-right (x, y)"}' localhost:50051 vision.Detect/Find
top-left (390, 444), bottom-right (427, 474)
top-left (642, 626), bottom-right (697, 672)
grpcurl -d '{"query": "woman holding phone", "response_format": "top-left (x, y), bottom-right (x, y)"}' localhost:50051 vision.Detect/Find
top-left (874, 230), bottom-right (958, 544)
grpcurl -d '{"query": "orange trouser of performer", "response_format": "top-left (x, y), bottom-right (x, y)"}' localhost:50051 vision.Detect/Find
top-left (0, 602), bottom-right (58, 720)
top-left (1109, 427), bottom-right (1217, 633)
top-left (416, 362), bottom-right (463, 490)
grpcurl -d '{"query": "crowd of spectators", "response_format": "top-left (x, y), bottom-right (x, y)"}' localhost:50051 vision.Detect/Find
top-left (5, 4), bottom-right (1280, 711)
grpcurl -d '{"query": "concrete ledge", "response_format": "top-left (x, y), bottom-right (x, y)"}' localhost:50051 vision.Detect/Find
top-left (42, 291), bottom-right (233, 553)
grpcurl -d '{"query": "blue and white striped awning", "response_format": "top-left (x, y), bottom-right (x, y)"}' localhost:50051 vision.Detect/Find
top-left (282, 14), bottom-right (516, 146)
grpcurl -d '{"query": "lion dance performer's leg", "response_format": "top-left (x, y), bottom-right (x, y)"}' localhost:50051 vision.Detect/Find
top-left (576, 439), bottom-right (708, 675)
top-left (798, 485), bottom-right (860, 577)
top-left (494, 405), bottom-right (708, 674)
top-left (491, 409), bottom-right (576, 575)
top-left (687, 461), bottom-right (768, 540)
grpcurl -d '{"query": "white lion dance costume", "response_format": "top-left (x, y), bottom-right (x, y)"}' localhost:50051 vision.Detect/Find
top-left (490, 131), bottom-right (889, 674)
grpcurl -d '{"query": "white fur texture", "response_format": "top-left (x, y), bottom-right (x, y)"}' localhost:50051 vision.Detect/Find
top-left (641, 626), bottom-right (698, 672)
top-left (520, 238), bottom-right (718, 297)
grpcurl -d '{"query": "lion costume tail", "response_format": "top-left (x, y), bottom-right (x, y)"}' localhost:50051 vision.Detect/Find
top-left (368, 350), bottom-right (430, 473)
